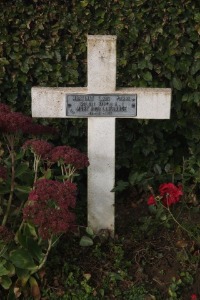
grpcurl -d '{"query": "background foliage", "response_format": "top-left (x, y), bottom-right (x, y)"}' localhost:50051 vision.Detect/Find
top-left (0, 0), bottom-right (200, 192)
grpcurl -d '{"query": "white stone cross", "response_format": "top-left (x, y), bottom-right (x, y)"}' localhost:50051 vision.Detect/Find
top-left (32, 35), bottom-right (171, 235)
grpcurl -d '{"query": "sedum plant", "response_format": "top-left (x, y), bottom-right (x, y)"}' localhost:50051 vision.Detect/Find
top-left (0, 104), bottom-right (89, 299)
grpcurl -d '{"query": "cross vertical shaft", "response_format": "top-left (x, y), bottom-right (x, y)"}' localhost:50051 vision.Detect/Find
top-left (87, 36), bottom-right (117, 234)
top-left (31, 35), bottom-right (171, 236)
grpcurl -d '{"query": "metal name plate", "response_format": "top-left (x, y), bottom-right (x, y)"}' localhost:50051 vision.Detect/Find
top-left (66, 94), bottom-right (137, 117)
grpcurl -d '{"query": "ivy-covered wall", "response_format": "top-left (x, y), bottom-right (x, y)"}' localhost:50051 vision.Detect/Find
top-left (0, 0), bottom-right (200, 188)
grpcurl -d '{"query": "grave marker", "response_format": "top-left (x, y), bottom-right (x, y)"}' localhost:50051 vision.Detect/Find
top-left (32, 35), bottom-right (171, 235)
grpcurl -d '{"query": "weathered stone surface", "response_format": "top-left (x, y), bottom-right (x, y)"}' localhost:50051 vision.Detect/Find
top-left (31, 35), bottom-right (172, 235)
top-left (32, 87), bottom-right (171, 119)
top-left (87, 35), bottom-right (116, 93)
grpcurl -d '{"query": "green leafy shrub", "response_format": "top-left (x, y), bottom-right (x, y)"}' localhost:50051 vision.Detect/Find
top-left (0, 0), bottom-right (199, 193)
top-left (0, 104), bottom-right (89, 299)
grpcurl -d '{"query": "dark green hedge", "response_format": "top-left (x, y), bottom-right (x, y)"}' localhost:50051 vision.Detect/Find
top-left (0, 0), bottom-right (200, 189)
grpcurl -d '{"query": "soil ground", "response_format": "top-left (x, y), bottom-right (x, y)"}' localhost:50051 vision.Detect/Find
top-left (40, 190), bottom-right (200, 300)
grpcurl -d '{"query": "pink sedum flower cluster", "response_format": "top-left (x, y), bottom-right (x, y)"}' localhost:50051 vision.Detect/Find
top-left (23, 139), bottom-right (54, 159)
top-left (0, 111), bottom-right (32, 134)
top-left (23, 179), bottom-right (77, 239)
top-left (147, 183), bottom-right (183, 207)
top-left (48, 145), bottom-right (89, 169)
top-left (22, 141), bottom-right (89, 170)
top-left (0, 103), bottom-right (56, 136)
top-left (0, 104), bottom-right (11, 114)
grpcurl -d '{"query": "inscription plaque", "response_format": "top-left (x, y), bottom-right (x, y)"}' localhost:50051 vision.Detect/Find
top-left (66, 94), bottom-right (137, 117)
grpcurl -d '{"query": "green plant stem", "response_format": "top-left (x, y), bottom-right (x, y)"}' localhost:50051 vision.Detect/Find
top-left (61, 164), bottom-right (65, 182)
top-left (34, 154), bottom-right (41, 184)
top-left (14, 220), bottom-right (25, 243)
top-left (61, 164), bottom-right (76, 182)
top-left (0, 244), bottom-right (7, 257)
top-left (164, 205), bottom-right (200, 244)
top-left (33, 235), bottom-right (60, 273)
top-left (65, 165), bottom-right (76, 182)
top-left (33, 236), bottom-right (53, 274)
top-left (2, 135), bottom-right (15, 226)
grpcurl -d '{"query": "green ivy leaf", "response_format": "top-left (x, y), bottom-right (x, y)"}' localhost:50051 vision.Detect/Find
top-left (154, 164), bottom-right (162, 175)
top-left (143, 71), bottom-right (152, 81)
top-left (86, 227), bottom-right (94, 237)
top-left (182, 94), bottom-right (189, 102)
top-left (15, 164), bottom-right (29, 178)
top-left (23, 223), bottom-right (38, 239)
top-left (111, 180), bottom-right (129, 192)
top-left (0, 260), bottom-right (10, 277)
top-left (194, 13), bottom-right (200, 22)
top-left (15, 268), bottom-right (30, 280)
top-left (17, 232), bottom-right (27, 248)
top-left (172, 77), bottom-right (182, 90)
top-left (15, 151), bottom-right (24, 161)
top-left (80, 0), bottom-right (88, 7)
top-left (5, 262), bottom-right (15, 277)
top-left (0, 185), bottom-right (11, 195)
top-left (164, 163), bottom-right (171, 173)
top-left (44, 169), bottom-right (52, 179)
top-left (0, 58), bottom-right (10, 66)
top-left (160, 214), bottom-right (167, 221)
top-left (7, 288), bottom-right (17, 300)
top-left (191, 60), bottom-right (200, 75)
top-left (129, 172), bottom-right (147, 186)
top-left (79, 236), bottom-right (93, 247)
top-left (26, 238), bottom-right (44, 263)
top-left (14, 185), bottom-right (31, 193)
top-left (110, 272), bottom-right (123, 281)
top-left (1, 275), bottom-right (12, 289)
top-left (149, 205), bottom-right (157, 214)
top-left (9, 248), bottom-right (37, 270)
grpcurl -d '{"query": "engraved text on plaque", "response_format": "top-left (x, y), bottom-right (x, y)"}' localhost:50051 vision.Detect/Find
top-left (66, 94), bottom-right (137, 117)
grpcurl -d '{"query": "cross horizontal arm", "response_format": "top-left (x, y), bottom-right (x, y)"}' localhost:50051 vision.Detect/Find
top-left (32, 87), bottom-right (171, 119)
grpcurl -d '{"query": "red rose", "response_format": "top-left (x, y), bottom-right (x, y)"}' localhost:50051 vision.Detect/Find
top-left (159, 183), bottom-right (183, 206)
top-left (191, 294), bottom-right (197, 300)
top-left (147, 195), bottom-right (156, 206)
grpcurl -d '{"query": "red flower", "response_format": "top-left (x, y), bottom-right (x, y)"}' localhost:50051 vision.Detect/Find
top-left (23, 139), bottom-right (54, 159)
top-left (191, 294), bottom-right (197, 300)
top-left (0, 111), bottom-right (33, 134)
top-left (0, 104), bottom-right (11, 114)
top-left (159, 183), bottom-right (183, 206)
top-left (147, 195), bottom-right (156, 206)
top-left (49, 146), bottom-right (89, 170)
top-left (23, 179), bottom-right (77, 239)
top-left (0, 104), bottom-right (56, 136)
